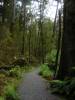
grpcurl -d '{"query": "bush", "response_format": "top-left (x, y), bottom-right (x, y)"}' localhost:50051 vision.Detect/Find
top-left (39, 64), bottom-right (54, 79)
top-left (0, 74), bottom-right (7, 95)
top-left (50, 78), bottom-right (75, 100)
top-left (46, 49), bottom-right (57, 64)
top-left (50, 80), bottom-right (66, 94)
top-left (0, 96), bottom-right (4, 100)
top-left (4, 84), bottom-right (19, 100)
top-left (8, 67), bottom-right (21, 78)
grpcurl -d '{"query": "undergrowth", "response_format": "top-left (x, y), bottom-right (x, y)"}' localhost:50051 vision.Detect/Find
top-left (0, 96), bottom-right (4, 100)
top-left (4, 83), bottom-right (19, 100)
top-left (50, 78), bottom-right (75, 100)
top-left (39, 64), bottom-right (54, 80)
top-left (0, 65), bottom-right (33, 100)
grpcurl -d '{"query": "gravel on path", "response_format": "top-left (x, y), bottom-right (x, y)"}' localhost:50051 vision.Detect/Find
top-left (18, 69), bottom-right (62, 100)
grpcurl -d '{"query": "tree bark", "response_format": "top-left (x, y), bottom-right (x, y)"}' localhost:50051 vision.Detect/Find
top-left (55, 10), bottom-right (62, 77)
top-left (57, 0), bottom-right (75, 79)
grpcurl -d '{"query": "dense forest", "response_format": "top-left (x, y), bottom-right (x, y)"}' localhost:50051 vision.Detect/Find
top-left (0, 0), bottom-right (75, 100)
top-left (0, 0), bottom-right (56, 66)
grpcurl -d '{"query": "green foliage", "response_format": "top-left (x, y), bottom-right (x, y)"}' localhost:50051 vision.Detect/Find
top-left (50, 78), bottom-right (75, 99)
top-left (4, 84), bottom-right (19, 100)
top-left (0, 25), bottom-right (17, 66)
top-left (0, 66), bottom-right (33, 100)
top-left (0, 73), bottom-right (7, 96)
top-left (50, 80), bottom-right (66, 94)
top-left (71, 67), bottom-right (75, 70)
top-left (8, 67), bottom-right (21, 78)
top-left (39, 64), bottom-right (54, 79)
top-left (46, 49), bottom-right (57, 64)
top-left (0, 96), bottom-right (4, 100)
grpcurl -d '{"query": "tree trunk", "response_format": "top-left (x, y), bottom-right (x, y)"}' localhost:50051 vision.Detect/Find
top-left (21, 0), bottom-right (26, 56)
top-left (55, 10), bottom-right (62, 77)
top-left (57, 0), bottom-right (75, 79)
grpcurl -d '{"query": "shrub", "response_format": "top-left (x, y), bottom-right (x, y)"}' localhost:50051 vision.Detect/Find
top-left (0, 96), bottom-right (4, 100)
top-left (8, 67), bottom-right (21, 78)
top-left (39, 64), bottom-right (54, 79)
top-left (46, 49), bottom-right (57, 64)
top-left (0, 74), bottom-right (7, 95)
top-left (50, 80), bottom-right (66, 94)
top-left (50, 78), bottom-right (75, 100)
top-left (4, 84), bottom-right (19, 100)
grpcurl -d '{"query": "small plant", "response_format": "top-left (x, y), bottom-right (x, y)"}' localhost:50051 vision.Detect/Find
top-left (0, 73), bottom-right (7, 95)
top-left (8, 67), bottom-right (21, 78)
top-left (46, 49), bottom-right (57, 64)
top-left (50, 80), bottom-right (66, 94)
top-left (4, 84), bottom-right (19, 100)
top-left (0, 96), bottom-right (4, 100)
top-left (39, 64), bottom-right (54, 79)
top-left (50, 78), bottom-right (75, 100)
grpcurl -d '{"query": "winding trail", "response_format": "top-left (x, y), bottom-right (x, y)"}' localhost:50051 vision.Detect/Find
top-left (18, 68), bottom-right (62, 100)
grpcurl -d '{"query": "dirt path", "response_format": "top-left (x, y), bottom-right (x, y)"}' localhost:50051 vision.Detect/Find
top-left (18, 69), bottom-right (62, 100)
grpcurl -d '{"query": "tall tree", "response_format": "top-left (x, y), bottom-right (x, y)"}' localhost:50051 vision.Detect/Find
top-left (38, 0), bottom-right (48, 63)
top-left (57, 0), bottom-right (75, 79)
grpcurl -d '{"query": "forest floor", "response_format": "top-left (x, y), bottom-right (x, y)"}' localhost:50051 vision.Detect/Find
top-left (18, 68), bottom-right (64, 100)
